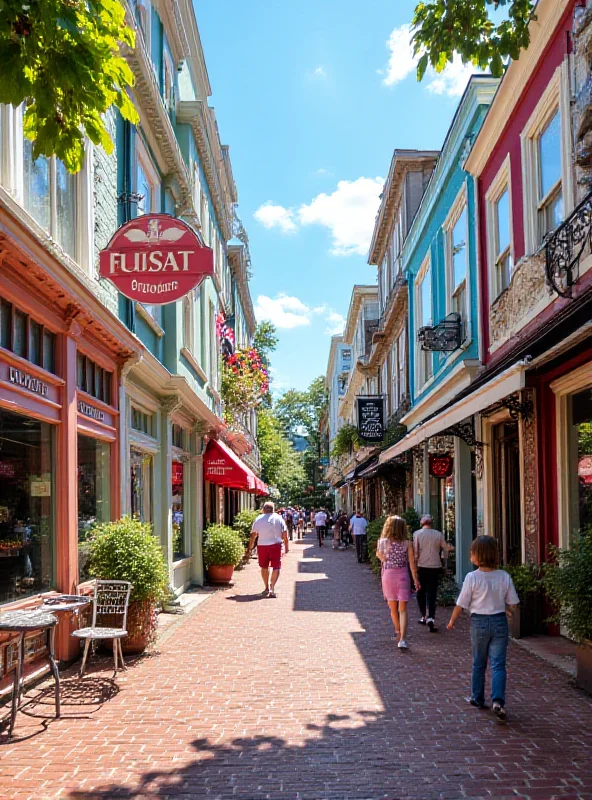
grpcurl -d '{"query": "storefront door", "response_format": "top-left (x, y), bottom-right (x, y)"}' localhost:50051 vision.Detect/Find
top-left (493, 421), bottom-right (521, 565)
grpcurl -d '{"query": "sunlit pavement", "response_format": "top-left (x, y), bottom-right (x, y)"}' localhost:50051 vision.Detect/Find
top-left (2, 535), bottom-right (592, 800)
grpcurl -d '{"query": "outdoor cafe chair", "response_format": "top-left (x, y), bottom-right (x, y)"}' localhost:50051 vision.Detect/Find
top-left (72, 580), bottom-right (132, 677)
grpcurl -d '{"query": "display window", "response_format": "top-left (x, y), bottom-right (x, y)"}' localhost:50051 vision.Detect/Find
top-left (569, 388), bottom-right (592, 537)
top-left (78, 435), bottom-right (111, 579)
top-left (131, 448), bottom-right (153, 524)
top-left (172, 459), bottom-right (185, 559)
top-left (0, 409), bottom-right (55, 604)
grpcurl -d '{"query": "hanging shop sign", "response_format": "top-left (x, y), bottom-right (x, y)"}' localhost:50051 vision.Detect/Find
top-left (99, 213), bottom-right (214, 305)
top-left (357, 397), bottom-right (384, 442)
top-left (429, 454), bottom-right (453, 478)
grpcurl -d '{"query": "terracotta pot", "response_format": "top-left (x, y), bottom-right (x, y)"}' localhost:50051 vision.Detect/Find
top-left (120, 599), bottom-right (158, 655)
top-left (208, 564), bottom-right (235, 584)
top-left (576, 643), bottom-right (592, 695)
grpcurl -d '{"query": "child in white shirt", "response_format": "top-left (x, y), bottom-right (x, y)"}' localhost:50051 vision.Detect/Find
top-left (447, 535), bottom-right (519, 721)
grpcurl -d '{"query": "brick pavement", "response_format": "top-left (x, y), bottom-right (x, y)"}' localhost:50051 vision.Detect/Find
top-left (1, 536), bottom-right (592, 800)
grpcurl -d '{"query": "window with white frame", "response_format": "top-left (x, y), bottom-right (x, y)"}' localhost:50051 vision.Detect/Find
top-left (208, 300), bottom-right (218, 388)
top-left (135, 138), bottom-right (161, 320)
top-left (397, 327), bottom-right (406, 404)
top-left (521, 64), bottom-right (573, 254)
top-left (444, 189), bottom-right (468, 326)
top-left (416, 257), bottom-right (433, 387)
top-left (486, 157), bottom-right (513, 299)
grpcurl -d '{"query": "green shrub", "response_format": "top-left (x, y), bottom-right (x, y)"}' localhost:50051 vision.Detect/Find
top-left (503, 563), bottom-right (543, 601)
top-left (437, 575), bottom-right (459, 606)
top-left (203, 524), bottom-right (245, 567)
top-left (88, 516), bottom-right (169, 604)
top-left (544, 532), bottom-right (592, 644)
top-left (233, 509), bottom-right (259, 547)
top-left (401, 507), bottom-right (421, 534)
top-left (367, 516), bottom-right (386, 576)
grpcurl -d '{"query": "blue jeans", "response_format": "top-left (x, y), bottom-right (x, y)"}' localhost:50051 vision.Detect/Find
top-left (470, 613), bottom-right (508, 706)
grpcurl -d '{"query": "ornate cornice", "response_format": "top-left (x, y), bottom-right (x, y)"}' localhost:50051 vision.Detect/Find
top-left (177, 100), bottom-right (235, 241)
top-left (122, 28), bottom-right (192, 212)
top-left (152, 0), bottom-right (190, 64)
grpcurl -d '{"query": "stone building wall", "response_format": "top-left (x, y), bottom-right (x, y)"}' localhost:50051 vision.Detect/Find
top-left (520, 387), bottom-right (540, 564)
top-left (489, 253), bottom-right (549, 349)
top-left (92, 111), bottom-right (119, 316)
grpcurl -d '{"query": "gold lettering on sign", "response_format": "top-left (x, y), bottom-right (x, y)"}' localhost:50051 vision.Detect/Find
top-left (8, 367), bottom-right (49, 397)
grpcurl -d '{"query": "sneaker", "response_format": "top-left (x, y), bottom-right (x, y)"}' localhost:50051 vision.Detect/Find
top-left (268, 590), bottom-right (277, 598)
top-left (427, 618), bottom-right (438, 633)
top-left (397, 640), bottom-right (408, 650)
top-left (418, 618), bottom-right (427, 625)
top-left (492, 702), bottom-right (507, 722)
top-left (261, 589), bottom-right (269, 596)
top-left (469, 699), bottom-right (489, 710)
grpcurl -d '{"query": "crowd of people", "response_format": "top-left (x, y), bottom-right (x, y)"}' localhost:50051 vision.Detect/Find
top-left (247, 502), bottom-right (519, 723)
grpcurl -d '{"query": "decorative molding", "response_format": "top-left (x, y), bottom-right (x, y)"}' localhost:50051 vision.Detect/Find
top-left (160, 395), bottom-right (184, 416)
top-left (180, 346), bottom-right (208, 383)
top-left (134, 303), bottom-right (165, 338)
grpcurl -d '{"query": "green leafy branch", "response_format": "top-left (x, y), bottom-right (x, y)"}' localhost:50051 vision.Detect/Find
top-left (0, 0), bottom-right (140, 172)
top-left (411, 0), bottom-right (535, 80)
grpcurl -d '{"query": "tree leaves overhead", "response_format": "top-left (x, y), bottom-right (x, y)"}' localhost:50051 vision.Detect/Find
top-left (411, 0), bottom-right (535, 80)
top-left (0, 0), bottom-right (139, 172)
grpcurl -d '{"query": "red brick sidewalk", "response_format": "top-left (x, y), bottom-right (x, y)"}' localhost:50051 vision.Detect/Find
top-left (2, 537), bottom-right (592, 800)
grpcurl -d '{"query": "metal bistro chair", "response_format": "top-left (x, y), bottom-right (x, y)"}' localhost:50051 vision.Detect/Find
top-left (72, 580), bottom-right (132, 677)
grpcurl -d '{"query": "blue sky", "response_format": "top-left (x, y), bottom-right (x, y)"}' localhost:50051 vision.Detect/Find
top-left (195, 0), bottom-right (479, 392)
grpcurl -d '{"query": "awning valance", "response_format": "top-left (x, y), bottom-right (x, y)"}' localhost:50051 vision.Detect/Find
top-left (379, 361), bottom-right (527, 465)
top-left (204, 439), bottom-right (257, 492)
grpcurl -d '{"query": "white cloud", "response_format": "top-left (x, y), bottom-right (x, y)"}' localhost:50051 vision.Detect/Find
top-left (382, 24), bottom-right (478, 98)
top-left (254, 294), bottom-right (346, 336)
top-left (254, 293), bottom-right (311, 329)
top-left (298, 177), bottom-right (384, 256)
top-left (382, 24), bottom-right (417, 87)
top-left (308, 65), bottom-right (327, 79)
top-left (324, 311), bottom-right (345, 336)
top-left (253, 202), bottom-right (297, 234)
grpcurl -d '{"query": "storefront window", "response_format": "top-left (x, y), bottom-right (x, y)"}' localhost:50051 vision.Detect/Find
top-left (131, 449), bottom-right (153, 523)
top-left (570, 389), bottom-right (592, 537)
top-left (172, 459), bottom-right (185, 559)
top-left (78, 435), bottom-right (111, 579)
top-left (0, 409), bottom-right (54, 604)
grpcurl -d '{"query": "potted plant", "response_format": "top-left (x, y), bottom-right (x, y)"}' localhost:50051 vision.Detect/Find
top-left (544, 531), bottom-right (592, 693)
top-left (87, 517), bottom-right (169, 654)
top-left (204, 524), bottom-right (245, 584)
top-left (503, 563), bottom-right (545, 639)
top-left (233, 509), bottom-right (260, 564)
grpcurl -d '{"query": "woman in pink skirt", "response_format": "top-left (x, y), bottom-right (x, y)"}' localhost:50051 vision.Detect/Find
top-left (376, 516), bottom-right (421, 650)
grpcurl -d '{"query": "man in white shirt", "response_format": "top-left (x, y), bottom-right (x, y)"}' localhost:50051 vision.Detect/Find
top-left (314, 509), bottom-right (327, 547)
top-left (246, 502), bottom-right (289, 598)
top-left (350, 511), bottom-right (368, 563)
top-left (413, 514), bottom-right (454, 632)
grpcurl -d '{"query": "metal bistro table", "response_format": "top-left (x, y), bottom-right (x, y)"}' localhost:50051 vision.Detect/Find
top-left (0, 609), bottom-right (60, 736)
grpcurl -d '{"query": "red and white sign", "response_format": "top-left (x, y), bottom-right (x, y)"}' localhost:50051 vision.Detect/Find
top-left (99, 213), bottom-right (214, 305)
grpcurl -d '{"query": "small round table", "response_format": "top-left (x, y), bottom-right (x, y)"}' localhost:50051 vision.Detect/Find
top-left (0, 610), bottom-right (59, 735)
top-left (41, 595), bottom-right (91, 614)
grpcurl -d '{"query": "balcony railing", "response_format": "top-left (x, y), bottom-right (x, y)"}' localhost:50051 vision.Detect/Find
top-left (418, 313), bottom-right (462, 352)
top-left (545, 189), bottom-right (592, 298)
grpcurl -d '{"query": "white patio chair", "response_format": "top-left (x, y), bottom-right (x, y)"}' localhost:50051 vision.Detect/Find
top-left (72, 580), bottom-right (132, 677)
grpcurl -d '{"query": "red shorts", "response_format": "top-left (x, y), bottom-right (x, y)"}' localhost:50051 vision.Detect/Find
top-left (257, 543), bottom-right (282, 570)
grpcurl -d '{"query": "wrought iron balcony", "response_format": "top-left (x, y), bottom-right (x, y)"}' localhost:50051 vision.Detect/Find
top-left (418, 313), bottom-right (462, 352)
top-left (545, 189), bottom-right (592, 298)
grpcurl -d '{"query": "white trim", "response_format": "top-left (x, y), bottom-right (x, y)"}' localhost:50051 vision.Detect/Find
top-left (443, 183), bottom-right (469, 325)
top-left (415, 252), bottom-right (432, 391)
top-left (402, 358), bottom-right (481, 429)
top-left (135, 302), bottom-right (165, 337)
top-left (485, 154), bottom-right (514, 302)
top-left (520, 63), bottom-right (573, 255)
top-left (180, 345), bottom-right (208, 383)
top-left (551, 362), bottom-right (592, 549)
top-left (380, 360), bottom-right (528, 464)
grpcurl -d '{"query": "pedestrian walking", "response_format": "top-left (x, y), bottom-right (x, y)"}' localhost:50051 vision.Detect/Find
top-left (246, 501), bottom-right (290, 598)
top-left (285, 507), bottom-right (294, 540)
top-left (413, 514), bottom-right (454, 632)
top-left (314, 508), bottom-right (327, 547)
top-left (350, 510), bottom-right (368, 562)
top-left (376, 515), bottom-right (421, 650)
top-left (447, 536), bottom-right (519, 721)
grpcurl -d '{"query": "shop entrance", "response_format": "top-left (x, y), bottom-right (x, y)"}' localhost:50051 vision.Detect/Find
top-left (492, 421), bottom-right (522, 565)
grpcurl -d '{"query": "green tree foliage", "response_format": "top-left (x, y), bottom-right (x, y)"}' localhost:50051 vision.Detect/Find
top-left (275, 376), bottom-right (328, 447)
top-left (412, 0), bottom-right (535, 80)
top-left (253, 321), bottom-right (279, 363)
top-left (0, 0), bottom-right (139, 172)
top-left (257, 408), bottom-right (285, 487)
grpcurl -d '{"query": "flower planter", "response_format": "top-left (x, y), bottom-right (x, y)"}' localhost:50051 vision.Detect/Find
top-left (207, 564), bottom-right (235, 584)
top-left (120, 599), bottom-right (158, 655)
top-left (509, 592), bottom-right (547, 639)
top-left (576, 643), bottom-right (592, 695)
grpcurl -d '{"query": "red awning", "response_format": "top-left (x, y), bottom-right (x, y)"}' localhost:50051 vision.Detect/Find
top-left (204, 439), bottom-right (257, 492)
top-left (255, 477), bottom-right (269, 496)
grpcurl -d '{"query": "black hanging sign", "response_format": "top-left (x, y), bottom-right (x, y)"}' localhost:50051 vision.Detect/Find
top-left (357, 397), bottom-right (384, 442)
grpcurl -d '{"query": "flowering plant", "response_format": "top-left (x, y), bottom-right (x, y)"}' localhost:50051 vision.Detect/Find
top-left (221, 346), bottom-right (269, 417)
